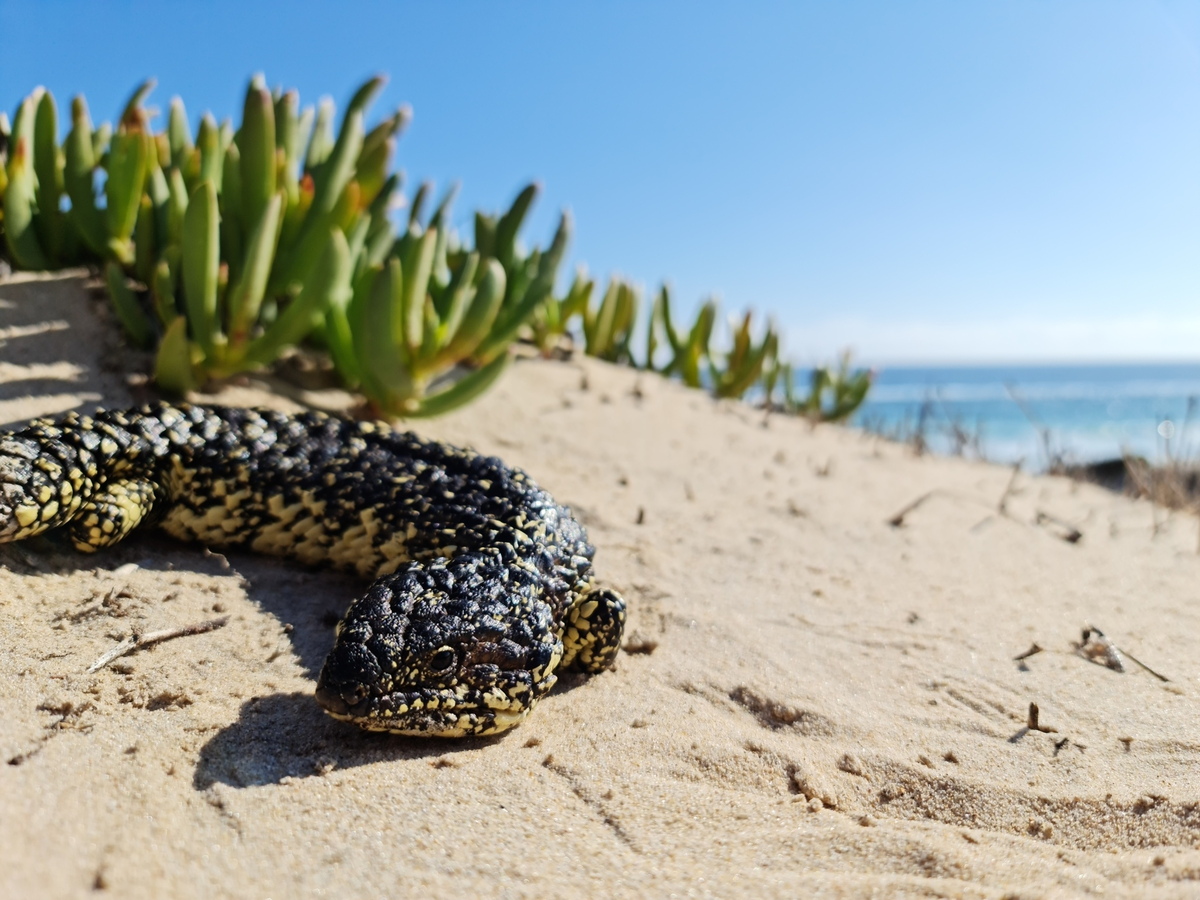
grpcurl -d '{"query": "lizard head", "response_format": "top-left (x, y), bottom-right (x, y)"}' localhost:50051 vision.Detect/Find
top-left (314, 556), bottom-right (562, 737)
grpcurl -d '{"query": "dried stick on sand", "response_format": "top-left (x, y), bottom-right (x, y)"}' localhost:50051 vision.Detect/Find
top-left (887, 491), bottom-right (935, 527)
top-left (86, 616), bottom-right (231, 673)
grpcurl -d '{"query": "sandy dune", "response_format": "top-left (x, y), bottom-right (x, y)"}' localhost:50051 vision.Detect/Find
top-left (3, 272), bottom-right (1200, 898)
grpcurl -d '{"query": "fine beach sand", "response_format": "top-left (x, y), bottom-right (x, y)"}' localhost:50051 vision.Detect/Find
top-left (3, 272), bottom-right (1200, 899)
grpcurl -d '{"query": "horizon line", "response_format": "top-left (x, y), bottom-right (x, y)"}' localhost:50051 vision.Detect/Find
top-left (855, 357), bottom-right (1200, 370)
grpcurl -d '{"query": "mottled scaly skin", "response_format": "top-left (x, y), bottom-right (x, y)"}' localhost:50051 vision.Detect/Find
top-left (0, 404), bottom-right (625, 736)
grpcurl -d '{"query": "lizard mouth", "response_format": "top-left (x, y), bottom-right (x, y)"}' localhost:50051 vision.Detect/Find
top-left (314, 681), bottom-right (536, 737)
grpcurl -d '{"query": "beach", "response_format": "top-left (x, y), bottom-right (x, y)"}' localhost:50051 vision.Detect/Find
top-left (3, 271), bottom-right (1200, 898)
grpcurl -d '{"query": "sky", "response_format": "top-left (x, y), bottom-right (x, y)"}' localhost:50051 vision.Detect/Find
top-left (2, 1), bottom-right (1198, 366)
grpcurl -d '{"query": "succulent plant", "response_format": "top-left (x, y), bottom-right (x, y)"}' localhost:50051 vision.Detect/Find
top-left (532, 265), bottom-right (593, 355)
top-left (3, 76), bottom-right (872, 424)
top-left (767, 351), bottom-right (873, 422)
top-left (1, 76), bottom-right (576, 419)
top-left (322, 182), bottom-right (573, 417)
top-left (647, 284), bottom-right (715, 387)
top-left (2, 83), bottom-right (153, 273)
top-left (581, 276), bottom-right (640, 364)
top-left (146, 74), bottom-right (399, 391)
top-left (807, 353), bottom-right (873, 421)
top-left (341, 236), bottom-right (509, 417)
top-left (465, 184), bottom-right (573, 362)
top-left (708, 310), bottom-right (777, 400)
top-left (3, 89), bottom-right (56, 270)
top-left (2, 75), bottom-right (401, 392)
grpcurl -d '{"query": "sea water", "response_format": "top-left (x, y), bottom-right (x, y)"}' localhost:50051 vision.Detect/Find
top-left (852, 363), bottom-right (1200, 467)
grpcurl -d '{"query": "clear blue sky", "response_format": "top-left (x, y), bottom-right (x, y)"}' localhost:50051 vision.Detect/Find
top-left (3, 1), bottom-right (1197, 365)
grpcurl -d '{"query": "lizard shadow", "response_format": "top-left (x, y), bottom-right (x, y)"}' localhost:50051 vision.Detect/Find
top-left (7, 533), bottom-right (594, 789)
top-left (17, 532), bottom-right (608, 697)
top-left (191, 691), bottom-right (507, 789)
top-left (18, 530), bottom-right (366, 678)
top-left (186, 544), bottom-right (597, 789)
top-left (218, 545), bottom-right (366, 677)
top-left (164, 544), bottom-right (511, 789)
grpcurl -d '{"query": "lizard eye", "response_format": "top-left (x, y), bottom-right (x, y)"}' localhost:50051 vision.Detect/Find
top-left (429, 648), bottom-right (456, 671)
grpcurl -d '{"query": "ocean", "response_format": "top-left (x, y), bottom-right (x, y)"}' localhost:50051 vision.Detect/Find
top-left (852, 363), bottom-right (1200, 467)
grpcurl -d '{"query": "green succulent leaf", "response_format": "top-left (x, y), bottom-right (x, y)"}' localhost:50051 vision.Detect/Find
top-left (408, 180), bottom-right (431, 230)
top-left (226, 190), bottom-right (284, 350)
top-left (679, 300), bottom-right (716, 388)
top-left (11, 91), bottom-right (40, 154)
top-left (400, 227), bottom-right (437, 354)
top-left (146, 164), bottom-right (169, 238)
top-left (562, 271), bottom-right (594, 322)
top-left (105, 129), bottom-right (149, 257)
top-left (476, 260), bottom-right (547, 366)
top-left (359, 256), bottom-right (414, 403)
top-left (155, 315), bottom-right (195, 395)
top-left (118, 79), bottom-right (156, 130)
top-left (275, 89), bottom-right (300, 202)
top-left (152, 256), bottom-right (179, 326)
top-left (134, 193), bottom-right (156, 285)
top-left (63, 96), bottom-right (106, 257)
top-left (168, 97), bottom-right (193, 170)
top-left (33, 90), bottom-right (65, 264)
top-left (323, 304), bottom-right (359, 385)
top-left (713, 325), bottom-right (775, 400)
top-left (197, 113), bottom-right (222, 191)
top-left (658, 284), bottom-right (683, 356)
top-left (182, 180), bottom-right (220, 358)
top-left (474, 212), bottom-right (497, 261)
top-left (360, 105), bottom-right (409, 166)
top-left (277, 109), bottom-right (363, 292)
top-left (428, 181), bottom-right (460, 230)
top-left (295, 104), bottom-right (315, 168)
top-left (311, 110), bottom-right (362, 214)
top-left (344, 75), bottom-right (386, 125)
top-left (646, 285), bottom-right (667, 370)
top-left (409, 352), bottom-right (510, 418)
top-left (3, 136), bottom-right (49, 269)
top-left (246, 227), bottom-right (351, 366)
top-left (341, 265), bottom-right (379, 387)
top-left (357, 107), bottom-right (406, 205)
top-left (431, 252), bottom-right (479, 348)
top-left (494, 183), bottom-right (538, 271)
top-left (584, 280), bottom-right (620, 359)
top-left (345, 213), bottom-right (371, 273)
top-left (104, 261), bottom-right (155, 348)
top-left (305, 97), bottom-right (335, 172)
top-left (239, 76), bottom-right (277, 241)
top-left (91, 121), bottom-right (112, 161)
top-left (166, 167), bottom-right (188, 248)
top-left (220, 141), bottom-right (243, 280)
top-left (437, 255), bottom-right (506, 366)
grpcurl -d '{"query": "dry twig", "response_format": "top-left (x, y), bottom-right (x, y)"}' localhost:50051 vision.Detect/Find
top-left (1027, 702), bottom-right (1057, 733)
top-left (887, 491), bottom-right (935, 527)
top-left (86, 616), bottom-right (230, 673)
top-left (1035, 510), bottom-right (1082, 544)
top-left (997, 463), bottom-right (1022, 516)
top-left (1013, 643), bottom-right (1044, 662)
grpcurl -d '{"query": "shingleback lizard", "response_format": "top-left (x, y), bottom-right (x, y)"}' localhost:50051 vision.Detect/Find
top-left (0, 403), bottom-right (625, 737)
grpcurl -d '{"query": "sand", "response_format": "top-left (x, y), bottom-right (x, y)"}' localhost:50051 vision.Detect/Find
top-left (2, 271), bottom-right (1200, 899)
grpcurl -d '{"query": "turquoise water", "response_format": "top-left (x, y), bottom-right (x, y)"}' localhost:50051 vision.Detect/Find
top-left (852, 364), bottom-right (1200, 466)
